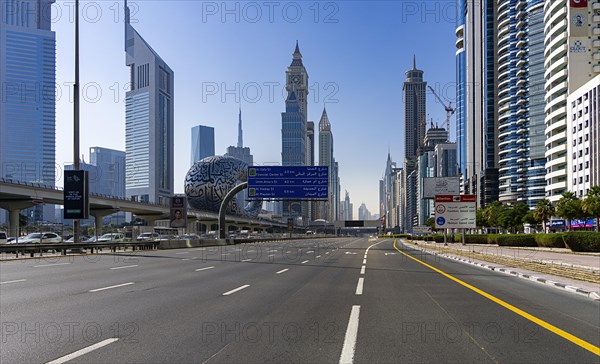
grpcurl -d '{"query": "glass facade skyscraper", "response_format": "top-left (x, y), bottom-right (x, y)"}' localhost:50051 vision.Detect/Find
top-left (125, 0), bottom-right (174, 205)
top-left (281, 90), bottom-right (306, 218)
top-left (191, 125), bottom-right (215, 165)
top-left (0, 0), bottom-right (56, 222)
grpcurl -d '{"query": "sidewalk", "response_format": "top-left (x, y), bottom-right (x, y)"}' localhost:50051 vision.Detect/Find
top-left (400, 239), bottom-right (600, 300)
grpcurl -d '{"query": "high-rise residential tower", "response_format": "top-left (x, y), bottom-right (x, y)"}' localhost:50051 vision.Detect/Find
top-left (191, 125), bottom-right (215, 165)
top-left (125, 0), bottom-right (174, 205)
top-left (544, 0), bottom-right (600, 202)
top-left (0, 0), bottom-right (57, 222)
top-left (496, 0), bottom-right (546, 207)
top-left (456, 0), bottom-right (499, 207)
top-left (567, 75), bottom-right (600, 198)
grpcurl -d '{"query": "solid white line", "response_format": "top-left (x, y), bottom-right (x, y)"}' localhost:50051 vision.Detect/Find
top-left (89, 282), bottom-right (134, 293)
top-left (181, 259), bottom-right (191, 261)
top-left (360, 266), bottom-right (365, 275)
top-left (301, 260), bottom-right (309, 264)
top-left (175, 252), bottom-right (189, 254)
top-left (195, 266), bottom-right (215, 271)
top-left (276, 269), bottom-right (289, 274)
top-left (33, 263), bottom-right (70, 268)
top-left (46, 338), bottom-right (119, 364)
top-left (339, 305), bottom-right (360, 364)
top-left (222, 284), bottom-right (250, 296)
top-left (0, 279), bottom-right (26, 285)
top-left (110, 265), bottom-right (138, 270)
top-left (362, 259), bottom-right (367, 265)
top-left (241, 259), bottom-right (252, 262)
top-left (355, 278), bottom-right (364, 295)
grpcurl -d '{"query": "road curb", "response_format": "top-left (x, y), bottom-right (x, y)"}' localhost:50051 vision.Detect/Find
top-left (403, 241), bottom-right (600, 301)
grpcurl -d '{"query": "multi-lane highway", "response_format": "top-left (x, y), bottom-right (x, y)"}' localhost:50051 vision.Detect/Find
top-left (1, 238), bottom-right (599, 363)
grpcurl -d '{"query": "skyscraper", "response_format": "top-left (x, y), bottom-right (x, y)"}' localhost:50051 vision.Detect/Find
top-left (90, 147), bottom-right (126, 197)
top-left (285, 41), bottom-right (309, 123)
top-left (496, 0), bottom-right (545, 207)
top-left (225, 108), bottom-right (252, 166)
top-left (358, 203), bottom-right (370, 221)
top-left (225, 108), bottom-right (253, 210)
top-left (281, 90), bottom-right (306, 219)
top-left (457, 0), bottom-right (499, 207)
top-left (318, 108), bottom-right (335, 221)
top-left (125, 0), bottom-right (174, 205)
top-left (307, 121), bottom-right (315, 166)
top-left (455, 0), bottom-right (467, 180)
top-left (403, 56), bottom-right (427, 164)
top-left (544, 0), bottom-right (600, 202)
top-left (0, 0), bottom-right (56, 222)
top-left (567, 75), bottom-right (600, 198)
top-left (191, 125), bottom-right (215, 165)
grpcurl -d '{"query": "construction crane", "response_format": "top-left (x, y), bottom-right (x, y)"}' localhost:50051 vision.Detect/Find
top-left (428, 85), bottom-right (456, 141)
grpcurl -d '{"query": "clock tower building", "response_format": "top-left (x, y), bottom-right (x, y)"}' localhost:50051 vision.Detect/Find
top-left (286, 41), bottom-right (309, 123)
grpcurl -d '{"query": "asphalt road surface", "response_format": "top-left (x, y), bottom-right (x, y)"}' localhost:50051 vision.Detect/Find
top-left (1, 238), bottom-right (599, 363)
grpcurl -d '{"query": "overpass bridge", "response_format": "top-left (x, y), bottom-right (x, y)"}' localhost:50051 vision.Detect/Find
top-left (0, 178), bottom-right (285, 236)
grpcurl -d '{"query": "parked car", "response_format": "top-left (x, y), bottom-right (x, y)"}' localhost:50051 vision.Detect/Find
top-left (156, 234), bottom-right (178, 241)
top-left (64, 235), bottom-right (91, 243)
top-left (137, 232), bottom-right (159, 241)
top-left (179, 233), bottom-right (201, 240)
top-left (0, 231), bottom-right (7, 244)
top-left (97, 233), bottom-right (125, 242)
top-left (18, 232), bottom-right (62, 244)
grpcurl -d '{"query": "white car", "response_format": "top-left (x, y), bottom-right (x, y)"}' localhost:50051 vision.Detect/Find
top-left (18, 232), bottom-right (62, 244)
top-left (137, 232), bottom-right (159, 241)
top-left (97, 233), bottom-right (125, 242)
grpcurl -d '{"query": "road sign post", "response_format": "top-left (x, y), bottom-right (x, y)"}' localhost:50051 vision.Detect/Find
top-left (434, 195), bottom-right (476, 229)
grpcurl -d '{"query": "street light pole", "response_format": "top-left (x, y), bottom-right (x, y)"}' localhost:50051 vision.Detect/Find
top-left (73, 0), bottom-right (80, 244)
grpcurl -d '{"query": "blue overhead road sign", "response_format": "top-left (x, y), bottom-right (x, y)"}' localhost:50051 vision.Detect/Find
top-left (247, 166), bottom-right (328, 200)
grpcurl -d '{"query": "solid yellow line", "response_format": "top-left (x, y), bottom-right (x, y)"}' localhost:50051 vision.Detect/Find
top-left (393, 239), bottom-right (600, 357)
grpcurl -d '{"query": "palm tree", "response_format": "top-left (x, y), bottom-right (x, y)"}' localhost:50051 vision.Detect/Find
top-left (582, 186), bottom-right (600, 232)
top-left (556, 192), bottom-right (581, 230)
top-left (533, 198), bottom-right (554, 233)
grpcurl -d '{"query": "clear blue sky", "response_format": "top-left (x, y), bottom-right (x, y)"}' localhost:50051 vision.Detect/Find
top-left (53, 0), bottom-right (458, 217)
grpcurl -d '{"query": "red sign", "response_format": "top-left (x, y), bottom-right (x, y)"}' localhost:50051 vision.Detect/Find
top-left (570, 0), bottom-right (587, 7)
top-left (434, 195), bottom-right (476, 203)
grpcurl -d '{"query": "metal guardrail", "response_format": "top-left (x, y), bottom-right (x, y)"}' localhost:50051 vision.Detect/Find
top-left (0, 240), bottom-right (159, 258)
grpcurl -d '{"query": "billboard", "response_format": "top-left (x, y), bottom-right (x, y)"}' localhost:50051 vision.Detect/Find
top-left (422, 177), bottom-right (460, 199)
top-left (170, 195), bottom-right (187, 228)
top-left (434, 195), bottom-right (476, 229)
top-left (64, 170), bottom-right (89, 219)
top-left (247, 166), bottom-right (328, 200)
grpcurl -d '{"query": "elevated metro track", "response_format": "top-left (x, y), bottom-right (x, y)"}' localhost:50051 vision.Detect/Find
top-left (0, 178), bottom-right (286, 234)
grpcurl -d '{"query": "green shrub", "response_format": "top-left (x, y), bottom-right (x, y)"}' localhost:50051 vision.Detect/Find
top-left (534, 233), bottom-right (566, 248)
top-left (562, 232), bottom-right (600, 252)
top-left (486, 234), bottom-right (501, 244)
top-left (432, 234), bottom-right (446, 243)
top-left (461, 234), bottom-right (491, 244)
top-left (496, 234), bottom-right (537, 247)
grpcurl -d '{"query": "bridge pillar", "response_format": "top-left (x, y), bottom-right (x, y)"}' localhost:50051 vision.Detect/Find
top-left (90, 208), bottom-right (119, 237)
top-left (0, 200), bottom-right (39, 239)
